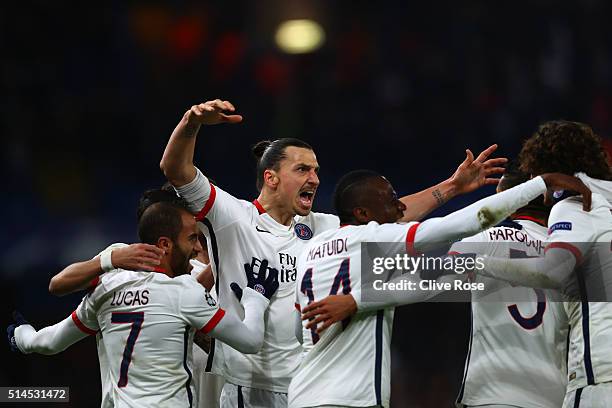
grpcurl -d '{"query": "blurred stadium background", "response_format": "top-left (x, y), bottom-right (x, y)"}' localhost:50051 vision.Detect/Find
top-left (2, 1), bottom-right (612, 406)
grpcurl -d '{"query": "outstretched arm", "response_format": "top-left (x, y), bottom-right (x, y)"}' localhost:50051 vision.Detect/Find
top-left (49, 244), bottom-right (163, 296)
top-left (12, 315), bottom-right (89, 355)
top-left (399, 144), bottom-right (506, 222)
top-left (160, 99), bottom-right (242, 187)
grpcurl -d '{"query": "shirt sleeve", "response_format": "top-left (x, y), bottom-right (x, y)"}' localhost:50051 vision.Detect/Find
top-left (14, 315), bottom-right (90, 355)
top-left (73, 292), bottom-right (101, 335)
top-left (179, 278), bottom-right (225, 334)
top-left (174, 167), bottom-right (252, 230)
top-left (545, 197), bottom-right (595, 263)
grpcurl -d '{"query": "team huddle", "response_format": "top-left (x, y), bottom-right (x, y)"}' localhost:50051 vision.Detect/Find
top-left (7, 99), bottom-right (612, 408)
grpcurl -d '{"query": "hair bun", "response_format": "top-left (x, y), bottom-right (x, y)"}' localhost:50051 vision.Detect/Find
top-left (252, 140), bottom-right (272, 160)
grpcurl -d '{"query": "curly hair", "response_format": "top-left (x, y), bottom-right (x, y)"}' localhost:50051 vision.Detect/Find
top-left (519, 120), bottom-right (612, 180)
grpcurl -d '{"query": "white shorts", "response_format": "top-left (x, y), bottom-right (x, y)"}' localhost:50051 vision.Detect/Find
top-left (219, 382), bottom-right (288, 408)
top-left (192, 346), bottom-right (225, 408)
top-left (562, 382), bottom-right (612, 408)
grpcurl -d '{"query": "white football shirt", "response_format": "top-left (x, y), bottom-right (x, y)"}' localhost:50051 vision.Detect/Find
top-left (289, 221), bottom-right (417, 408)
top-left (175, 169), bottom-right (339, 392)
top-left (452, 219), bottom-right (568, 408)
top-left (546, 176), bottom-right (612, 392)
top-left (74, 269), bottom-right (225, 408)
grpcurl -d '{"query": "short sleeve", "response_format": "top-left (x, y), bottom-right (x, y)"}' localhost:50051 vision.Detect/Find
top-left (179, 278), bottom-right (225, 334)
top-left (72, 293), bottom-right (100, 335)
top-left (546, 198), bottom-right (595, 263)
top-left (448, 231), bottom-right (489, 255)
top-left (367, 221), bottom-right (418, 255)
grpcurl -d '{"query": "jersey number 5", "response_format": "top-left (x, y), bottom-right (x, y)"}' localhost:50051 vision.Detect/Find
top-left (507, 249), bottom-right (546, 330)
top-left (300, 258), bottom-right (351, 344)
top-left (111, 312), bottom-right (144, 387)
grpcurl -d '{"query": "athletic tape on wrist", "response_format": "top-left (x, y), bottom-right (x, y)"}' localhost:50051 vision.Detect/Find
top-left (100, 250), bottom-right (115, 273)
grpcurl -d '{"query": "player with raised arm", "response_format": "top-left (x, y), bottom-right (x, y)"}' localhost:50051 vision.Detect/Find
top-left (468, 121), bottom-right (612, 408)
top-left (289, 169), bottom-right (589, 408)
top-left (159, 98), bottom-right (509, 407)
top-left (7, 200), bottom-right (278, 408)
top-left (451, 162), bottom-right (568, 408)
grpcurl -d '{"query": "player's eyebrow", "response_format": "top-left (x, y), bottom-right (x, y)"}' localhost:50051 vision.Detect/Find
top-left (295, 163), bottom-right (320, 173)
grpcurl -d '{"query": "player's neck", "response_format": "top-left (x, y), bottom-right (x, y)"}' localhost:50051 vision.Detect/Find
top-left (156, 260), bottom-right (175, 278)
top-left (511, 210), bottom-right (548, 226)
top-left (256, 192), bottom-right (294, 226)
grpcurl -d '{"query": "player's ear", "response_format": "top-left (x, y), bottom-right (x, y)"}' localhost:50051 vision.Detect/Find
top-left (263, 169), bottom-right (280, 188)
top-left (157, 237), bottom-right (172, 255)
top-left (353, 207), bottom-right (370, 224)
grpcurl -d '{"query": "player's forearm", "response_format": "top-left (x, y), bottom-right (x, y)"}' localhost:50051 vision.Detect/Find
top-left (15, 316), bottom-right (88, 355)
top-left (209, 288), bottom-right (269, 353)
top-left (399, 179), bottom-right (457, 222)
top-left (49, 258), bottom-right (102, 296)
top-left (414, 177), bottom-right (547, 250)
top-left (160, 110), bottom-right (200, 187)
top-left (479, 248), bottom-right (576, 290)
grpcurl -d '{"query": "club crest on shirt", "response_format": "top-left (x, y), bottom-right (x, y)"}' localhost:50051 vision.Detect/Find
top-left (548, 222), bottom-right (572, 234)
top-left (294, 223), bottom-right (313, 240)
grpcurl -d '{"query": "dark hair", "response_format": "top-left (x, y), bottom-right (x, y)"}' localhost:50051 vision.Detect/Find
top-left (252, 138), bottom-right (314, 191)
top-left (137, 187), bottom-right (189, 221)
top-left (519, 120), bottom-right (612, 180)
top-left (333, 169), bottom-right (382, 224)
top-left (499, 160), bottom-right (547, 212)
top-left (138, 201), bottom-right (188, 245)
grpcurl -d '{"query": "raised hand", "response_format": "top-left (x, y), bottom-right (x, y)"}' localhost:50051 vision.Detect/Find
top-left (111, 244), bottom-right (164, 272)
top-left (540, 173), bottom-right (592, 211)
top-left (301, 295), bottom-right (357, 334)
top-left (448, 144), bottom-right (508, 194)
top-left (187, 99), bottom-right (243, 126)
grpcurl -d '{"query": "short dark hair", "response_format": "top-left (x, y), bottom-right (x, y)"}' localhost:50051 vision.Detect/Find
top-left (333, 169), bottom-right (382, 224)
top-left (252, 138), bottom-right (314, 191)
top-left (519, 120), bottom-right (612, 180)
top-left (137, 187), bottom-right (189, 221)
top-left (138, 201), bottom-right (188, 245)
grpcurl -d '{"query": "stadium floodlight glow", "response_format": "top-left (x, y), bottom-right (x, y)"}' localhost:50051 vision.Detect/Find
top-left (275, 19), bottom-right (325, 54)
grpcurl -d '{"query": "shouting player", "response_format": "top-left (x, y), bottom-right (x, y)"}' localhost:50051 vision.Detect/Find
top-left (289, 169), bottom-right (589, 408)
top-left (8, 200), bottom-right (278, 407)
top-left (160, 98), bottom-right (508, 407)
top-left (472, 121), bottom-right (612, 408)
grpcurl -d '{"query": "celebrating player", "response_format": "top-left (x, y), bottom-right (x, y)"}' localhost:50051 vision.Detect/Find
top-left (160, 98), bottom-right (508, 407)
top-left (289, 169), bottom-right (589, 408)
top-left (8, 199), bottom-right (278, 408)
top-left (451, 162), bottom-right (568, 408)
top-left (471, 121), bottom-right (612, 408)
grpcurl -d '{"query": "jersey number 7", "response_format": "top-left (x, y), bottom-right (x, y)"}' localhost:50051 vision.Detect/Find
top-left (111, 312), bottom-right (144, 387)
top-left (300, 258), bottom-right (351, 344)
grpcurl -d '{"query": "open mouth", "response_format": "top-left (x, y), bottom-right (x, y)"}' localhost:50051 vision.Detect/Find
top-left (298, 190), bottom-right (315, 207)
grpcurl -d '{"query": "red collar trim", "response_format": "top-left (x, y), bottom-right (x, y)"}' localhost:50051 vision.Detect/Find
top-left (512, 215), bottom-right (546, 227)
top-left (253, 199), bottom-right (266, 214)
top-left (339, 224), bottom-right (351, 228)
top-left (152, 267), bottom-right (167, 274)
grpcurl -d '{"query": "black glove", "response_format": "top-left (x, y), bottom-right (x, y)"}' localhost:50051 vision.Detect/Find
top-left (7, 311), bottom-right (29, 353)
top-left (231, 259), bottom-right (279, 301)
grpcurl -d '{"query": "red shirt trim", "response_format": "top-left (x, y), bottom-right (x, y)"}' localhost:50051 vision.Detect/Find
top-left (295, 303), bottom-right (302, 312)
top-left (406, 223), bottom-right (420, 256)
top-left (71, 311), bottom-right (97, 335)
top-left (545, 242), bottom-right (583, 265)
top-left (513, 215), bottom-right (546, 227)
top-left (89, 277), bottom-right (100, 290)
top-left (196, 184), bottom-right (217, 221)
top-left (199, 308), bottom-right (226, 334)
top-left (253, 199), bottom-right (266, 215)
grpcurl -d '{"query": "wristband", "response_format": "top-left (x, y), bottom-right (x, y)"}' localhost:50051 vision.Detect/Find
top-left (100, 249), bottom-right (115, 273)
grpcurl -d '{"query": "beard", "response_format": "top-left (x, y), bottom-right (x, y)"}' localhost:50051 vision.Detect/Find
top-left (170, 245), bottom-right (192, 277)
